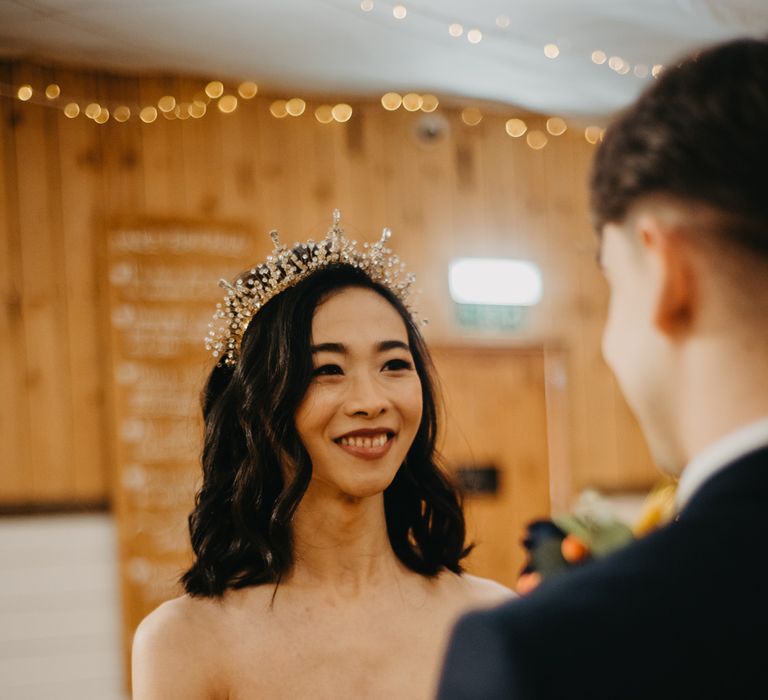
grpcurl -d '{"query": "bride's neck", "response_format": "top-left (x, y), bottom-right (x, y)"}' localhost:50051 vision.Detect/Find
top-left (289, 484), bottom-right (402, 593)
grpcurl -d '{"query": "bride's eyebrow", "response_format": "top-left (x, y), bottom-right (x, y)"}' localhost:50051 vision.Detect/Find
top-left (311, 342), bottom-right (346, 354)
top-left (310, 340), bottom-right (411, 354)
top-left (377, 340), bottom-right (411, 353)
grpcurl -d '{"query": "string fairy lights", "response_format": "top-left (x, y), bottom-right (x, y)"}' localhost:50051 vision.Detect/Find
top-left (461, 107), bottom-right (482, 126)
top-left (0, 73), bottom-right (606, 147)
top-left (0, 76), bottom-right (264, 125)
top-left (591, 49), bottom-right (663, 79)
top-left (353, 1), bottom-right (662, 82)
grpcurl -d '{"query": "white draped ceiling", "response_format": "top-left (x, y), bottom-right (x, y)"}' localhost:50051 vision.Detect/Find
top-left (1, 0), bottom-right (767, 118)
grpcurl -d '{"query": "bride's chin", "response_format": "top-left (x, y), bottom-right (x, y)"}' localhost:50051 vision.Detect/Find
top-left (332, 472), bottom-right (398, 501)
top-left (341, 480), bottom-right (393, 501)
top-left (306, 459), bottom-right (403, 501)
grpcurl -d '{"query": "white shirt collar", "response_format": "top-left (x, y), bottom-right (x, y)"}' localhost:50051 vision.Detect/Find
top-left (676, 417), bottom-right (768, 511)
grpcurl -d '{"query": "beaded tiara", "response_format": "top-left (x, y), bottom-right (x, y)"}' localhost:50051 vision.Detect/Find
top-left (205, 210), bottom-right (418, 366)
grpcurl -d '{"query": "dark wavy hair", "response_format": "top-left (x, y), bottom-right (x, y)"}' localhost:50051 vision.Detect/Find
top-left (181, 263), bottom-right (471, 596)
top-left (591, 37), bottom-right (768, 257)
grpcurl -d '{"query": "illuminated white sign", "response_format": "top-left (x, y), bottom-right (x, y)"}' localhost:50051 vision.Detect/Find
top-left (448, 258), bottom-right (543, 306)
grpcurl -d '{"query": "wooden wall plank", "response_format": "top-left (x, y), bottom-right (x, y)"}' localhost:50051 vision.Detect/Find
top-left (0, 62), bottom-right (30, 502)
top-left (54, 67), bottom-right (111, 501)
top-left (177, 78), bottom-right (220, 221)
top-left (252, 95), bottom-right (293, 234)
top-left (100, 71), bottom-right (144, 217)
top-left (214, 86), bottom-right (260, 223)
top-left (11, 63), bottom-right (75, 501)
top-left (138, 77), bottom-right (183, 215)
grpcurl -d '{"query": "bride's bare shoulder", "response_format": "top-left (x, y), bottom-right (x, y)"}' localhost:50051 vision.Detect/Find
top-left (135, 587), bottom-right (275, 645)
top-left (439, 571), bottom-right (517, 607)
top-left (131, 595), bottom-right (224, 699)
top-left (134, 594), bottom-right (220, 644)
top-left (461, 573), bottom-right (517, 604)
top-left (132, 590), bottom-right (272, 700)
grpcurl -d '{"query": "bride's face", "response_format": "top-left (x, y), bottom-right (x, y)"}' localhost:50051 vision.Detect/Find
top-left (294, 286), bottom-right (423, 499)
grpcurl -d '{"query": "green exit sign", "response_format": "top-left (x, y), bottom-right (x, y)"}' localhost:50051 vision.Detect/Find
top-left (454, 303), bottom-right (526, 329)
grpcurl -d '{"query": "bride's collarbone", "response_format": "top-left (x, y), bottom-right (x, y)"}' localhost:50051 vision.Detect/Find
top-left (225, 609), bottom-right (441, 699)
top-left (213, 583), bottom-right (459, 699)
top-left (275, 591), bottom-right (446, 636)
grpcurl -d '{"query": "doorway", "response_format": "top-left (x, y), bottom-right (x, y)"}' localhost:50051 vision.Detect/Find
top-left (430, 346), bottom-right (559, 588)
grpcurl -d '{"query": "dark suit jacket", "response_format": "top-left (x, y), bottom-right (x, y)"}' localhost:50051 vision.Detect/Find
top-left (437, 446), bottom-right (768, 700)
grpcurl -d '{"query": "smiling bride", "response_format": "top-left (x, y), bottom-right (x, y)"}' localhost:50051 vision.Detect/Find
top-left (131, 211), bottom-right (513, 700)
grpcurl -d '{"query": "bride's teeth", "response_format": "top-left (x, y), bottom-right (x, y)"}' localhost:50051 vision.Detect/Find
top-left (339, 434), bottom-right (391, 448)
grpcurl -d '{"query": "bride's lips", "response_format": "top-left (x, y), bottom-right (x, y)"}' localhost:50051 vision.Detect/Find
top-left (333, 428), bottom-right (396, 461)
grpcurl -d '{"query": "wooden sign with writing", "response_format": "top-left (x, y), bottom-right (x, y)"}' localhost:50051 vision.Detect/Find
top-left (103, 220), bottom-right (259, 674)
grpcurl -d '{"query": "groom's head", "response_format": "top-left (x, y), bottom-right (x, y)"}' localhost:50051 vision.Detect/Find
top-left (590, 37), bottom-right (768, 473)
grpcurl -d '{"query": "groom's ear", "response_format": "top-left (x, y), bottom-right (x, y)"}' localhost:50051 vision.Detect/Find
top-left (637, 215), bottom-right (697, 337)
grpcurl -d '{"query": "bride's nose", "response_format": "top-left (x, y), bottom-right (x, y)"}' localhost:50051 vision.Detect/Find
top-left (343, 372), bottom-right (389, 417)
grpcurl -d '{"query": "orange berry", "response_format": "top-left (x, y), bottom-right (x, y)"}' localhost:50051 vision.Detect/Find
top-left (516, 571), bottom-right (542, 595)
top-left (561, 534), bottom-right (589, 563)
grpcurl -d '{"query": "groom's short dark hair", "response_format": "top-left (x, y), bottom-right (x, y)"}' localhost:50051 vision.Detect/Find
top-left (590, 37), bottom-right (768, 258)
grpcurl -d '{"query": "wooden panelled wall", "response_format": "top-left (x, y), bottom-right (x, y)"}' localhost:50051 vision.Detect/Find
top-left (0, 60), bottom-right (657, 509)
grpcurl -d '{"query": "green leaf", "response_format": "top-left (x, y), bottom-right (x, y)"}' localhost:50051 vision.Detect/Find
top-left (553, 513), bottom-right (634, 556)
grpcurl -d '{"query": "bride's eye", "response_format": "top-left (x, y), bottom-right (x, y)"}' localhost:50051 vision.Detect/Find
top-left (313, 364), bottom-right (344, 376)
top-left (383, 358), bottom-right (413, 372)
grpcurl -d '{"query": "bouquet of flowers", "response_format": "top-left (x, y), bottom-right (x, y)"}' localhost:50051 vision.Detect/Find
top-left (516, 478), bottom-right (677, 594)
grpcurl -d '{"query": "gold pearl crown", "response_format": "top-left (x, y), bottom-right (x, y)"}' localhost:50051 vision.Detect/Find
top-left (205, 210), bottom-right (419, 366)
